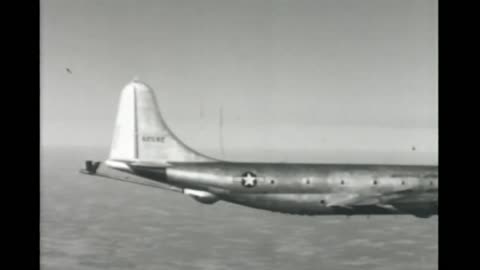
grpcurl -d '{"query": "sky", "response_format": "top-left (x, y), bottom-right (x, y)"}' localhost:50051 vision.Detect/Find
top-left (41, 0), bottom-right (437, 164)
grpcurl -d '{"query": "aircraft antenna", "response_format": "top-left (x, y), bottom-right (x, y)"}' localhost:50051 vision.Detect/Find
top-left (219, 106), bottom-right (225, 157)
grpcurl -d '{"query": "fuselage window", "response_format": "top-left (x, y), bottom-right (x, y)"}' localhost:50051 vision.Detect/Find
top-left (401, 180), bottom-right (406, 185)
top-left (340, 180), bottom-right (345, 185)
top-left (270, 179), bottom-right (275, 184)
top-left (373, 180), bottom-right (378, 185)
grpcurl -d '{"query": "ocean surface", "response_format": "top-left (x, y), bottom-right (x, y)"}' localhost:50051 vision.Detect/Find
top-left (41, 147), bottom-right (438, 270)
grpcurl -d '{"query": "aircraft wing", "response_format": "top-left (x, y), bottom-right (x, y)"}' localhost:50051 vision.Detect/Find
top-left (326, 193), bottom-right (376, 208)
top-left (79, 161), bottom-right (182, 193)
top-left (326, 192), bottom-right (400, 212)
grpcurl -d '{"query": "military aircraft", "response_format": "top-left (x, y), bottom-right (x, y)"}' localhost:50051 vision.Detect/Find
top-left (80, 80), bottom-right (438, 218)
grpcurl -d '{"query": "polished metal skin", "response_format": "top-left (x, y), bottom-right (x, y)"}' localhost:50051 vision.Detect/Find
top-left (81, 80), bottom-right (438, 218)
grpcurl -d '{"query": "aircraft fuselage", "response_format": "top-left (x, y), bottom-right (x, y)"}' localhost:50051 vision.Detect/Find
top-left (129, 162), bottom-right (438, 217)
top-left (81, 80), bottom-right (438, 219)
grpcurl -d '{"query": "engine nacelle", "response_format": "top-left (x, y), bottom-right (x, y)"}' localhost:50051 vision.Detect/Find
top-left (184, 189), bottom-right (219, 204)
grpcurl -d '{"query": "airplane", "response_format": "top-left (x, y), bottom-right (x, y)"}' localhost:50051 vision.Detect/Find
top-left (80, 80), bottom-right (438, 218)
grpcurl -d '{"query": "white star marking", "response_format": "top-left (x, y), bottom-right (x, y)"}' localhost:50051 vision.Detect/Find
top-left (242, 173), bottom-right (257, 187)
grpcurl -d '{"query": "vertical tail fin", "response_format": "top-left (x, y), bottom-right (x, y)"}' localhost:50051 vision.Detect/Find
top-left (108, 80), bottom-right (215, 163)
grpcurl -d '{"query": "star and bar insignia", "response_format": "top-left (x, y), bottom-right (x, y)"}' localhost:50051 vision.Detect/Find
top-left (241, 171), bottom-right (257, 188)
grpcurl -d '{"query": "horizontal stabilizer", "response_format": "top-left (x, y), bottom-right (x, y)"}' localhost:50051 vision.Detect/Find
top-left (80, 161), bottom-right (182, 192)
top-left (83, 160), bottom-right (101, 174)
